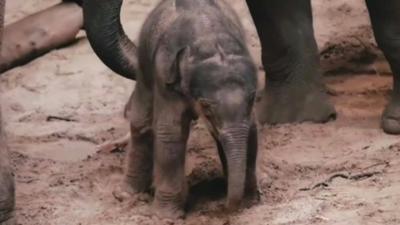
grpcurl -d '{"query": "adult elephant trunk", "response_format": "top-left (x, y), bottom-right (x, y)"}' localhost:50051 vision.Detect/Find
top-left (82, 0), bottom-right (138, 80)
top-left (220, 124), bottom-right (249, 209)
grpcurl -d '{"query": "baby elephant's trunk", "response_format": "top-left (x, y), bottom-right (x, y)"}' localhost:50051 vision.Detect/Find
top-left (221, 124), bottom-right (249, 209)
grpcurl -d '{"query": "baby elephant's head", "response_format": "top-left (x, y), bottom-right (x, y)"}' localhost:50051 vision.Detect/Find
top-left (192, 62), bottom-right (257, 138)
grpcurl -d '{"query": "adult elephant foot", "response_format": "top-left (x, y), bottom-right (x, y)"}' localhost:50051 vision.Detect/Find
top-left (0, 173), bottom-right (15, 225)
top-left (0, 167), bottom-right (15, 225)
top-left (365, 0), bottom-right (400, 135)
top-left (256, 80), bottom-right (336, 125)
top-left (381, 98), bottom-right (400, 134)
top-left (246, 0), bottom-right (337, 125)
top-left (0, 217), bottom-right (16, 225)
top-left (0, 134), bottom-right (16, 225)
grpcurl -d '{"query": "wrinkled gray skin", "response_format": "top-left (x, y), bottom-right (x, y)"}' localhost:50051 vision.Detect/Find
top-left (0, 113), bottom-right (15, 225)
top-left (246, 0), bottom-right (400, 135)
top-left (84, 0), bottom-right (258, 219)
top-left (0, 1), bottom-right (16, 224)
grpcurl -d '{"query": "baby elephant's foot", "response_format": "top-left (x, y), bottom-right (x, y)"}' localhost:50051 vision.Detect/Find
top-left (381, 99), bottom-right (400, 134)
top-left (113, 182), bottom-right (136, 202)
top-left (153, 201), bottom-right (184, 220)
top-left (113, 176), bottom-right (150, 202)
top-left (153, 190), bottom-right (185, 220)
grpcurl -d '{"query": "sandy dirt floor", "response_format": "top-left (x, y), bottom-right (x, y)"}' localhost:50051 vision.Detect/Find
top-left (1, 0), bottom-right (399, 224)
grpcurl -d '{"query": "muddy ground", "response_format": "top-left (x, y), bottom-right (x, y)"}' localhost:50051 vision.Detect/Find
top-left (1, 0), bottom-right (399, 224)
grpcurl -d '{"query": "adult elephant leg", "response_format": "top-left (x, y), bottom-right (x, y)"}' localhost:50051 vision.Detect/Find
top-left (366, 0), bottom-right (400, 134)
top-left (0, 141), bottom-right (15, 225)
top-left (0, 0), bottom-right (16, 224)
top-left (246, 0), bottom-right (336, 124)
top-left (0, 113), bottom-right (15, 225)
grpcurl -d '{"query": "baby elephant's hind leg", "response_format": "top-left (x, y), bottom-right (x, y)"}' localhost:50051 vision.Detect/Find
top-left (113, 86), bottom-right (154, 201)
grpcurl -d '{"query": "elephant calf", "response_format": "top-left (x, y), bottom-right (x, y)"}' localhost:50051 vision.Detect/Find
top-left (84, 0), bottom-right (258, 219)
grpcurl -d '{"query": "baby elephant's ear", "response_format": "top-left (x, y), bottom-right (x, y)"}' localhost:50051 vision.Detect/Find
top-left (166, 47), bottom-right (189, 92)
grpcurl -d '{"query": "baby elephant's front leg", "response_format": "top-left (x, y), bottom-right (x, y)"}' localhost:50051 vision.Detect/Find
top-left (153, 105), bottom-right (190, 219)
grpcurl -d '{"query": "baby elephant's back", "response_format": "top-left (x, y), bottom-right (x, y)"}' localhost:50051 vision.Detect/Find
top-left (138, 0), bottom-right (245, 67)
top-left (175, 0), bottom-right (244, 32)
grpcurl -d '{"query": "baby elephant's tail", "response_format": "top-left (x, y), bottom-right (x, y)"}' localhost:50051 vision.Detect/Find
top-left (83, 0), bottom-right (138, 80)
